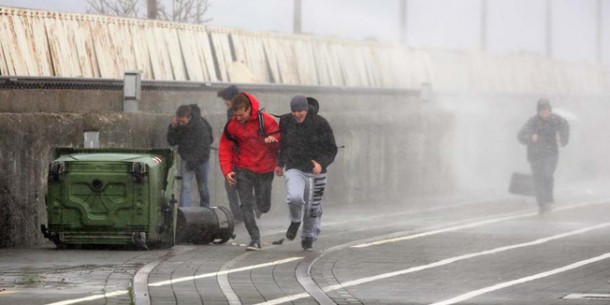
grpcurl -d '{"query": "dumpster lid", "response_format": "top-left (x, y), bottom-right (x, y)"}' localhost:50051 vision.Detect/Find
top-left (53, 148), bottom-right (174, 168)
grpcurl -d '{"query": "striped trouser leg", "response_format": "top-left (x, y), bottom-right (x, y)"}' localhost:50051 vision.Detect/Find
top-left (302, 173), bottom-right (327, 240)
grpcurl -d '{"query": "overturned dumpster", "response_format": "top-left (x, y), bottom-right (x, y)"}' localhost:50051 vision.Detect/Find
top-left (42, 148), bottom-right (177, 249)
top-left (42, 148), bottom-right (234, 250)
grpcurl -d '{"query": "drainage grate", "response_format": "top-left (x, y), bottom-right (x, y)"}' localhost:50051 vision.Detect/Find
top-left (563, 293), bottom-right (610, 300)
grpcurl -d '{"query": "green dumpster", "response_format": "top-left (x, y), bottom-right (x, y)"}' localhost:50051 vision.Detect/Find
top-left (42, 148), bottom-right (177, 249)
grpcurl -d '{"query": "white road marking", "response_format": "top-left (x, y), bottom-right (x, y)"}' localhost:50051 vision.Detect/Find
top-left (147, 256), bottom-right (303, 286)
top-left (563, 293), bottom-right (610, 300)
top-left (44, 257), bottom-right (302, 305)
top-left (254, 222), bottom-right (610, 305)
top-left (252, 292), bottom-right (312, 305)
top-left (351, 211), bottom-right (534, 248)
top-left (352, 198), bottom-right (610, 248)
top-left (430, 252), bottom-right (610, 305)
top-left (217, 252), bottom-right (250, 305)
top-left (45, 290), bottom-right (129, 305)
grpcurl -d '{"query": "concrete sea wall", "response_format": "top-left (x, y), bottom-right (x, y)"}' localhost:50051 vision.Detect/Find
top-left (0, 83), bottom-right (452, 247)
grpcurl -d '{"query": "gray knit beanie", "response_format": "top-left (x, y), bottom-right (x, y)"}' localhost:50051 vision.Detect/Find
top-left (290, 95), bottom-right (308, 112)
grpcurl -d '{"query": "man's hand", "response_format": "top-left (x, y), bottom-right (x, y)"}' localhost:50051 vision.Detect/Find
top-left (531, 134), bottom-right (538, 143)
top-left (557, 134), bottom-right (567, 147)
top-left (274, 166), bottom-right (284, 177)
top-left (311, 160), bottom-right (322, 175)
top-left (225, 171), bottom-right (237, 185)
top-left (264, 135), bottom-right (278, 143)
top-left (171, 116), bottom-right (179, 128)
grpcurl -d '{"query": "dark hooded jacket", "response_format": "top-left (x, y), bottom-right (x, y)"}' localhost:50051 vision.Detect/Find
top-left (277, 97), bottom-right (338, 173)
top-left (517, 101), bottom-right (569, 163)
top-left (167, 107), bottom-right (213, 167)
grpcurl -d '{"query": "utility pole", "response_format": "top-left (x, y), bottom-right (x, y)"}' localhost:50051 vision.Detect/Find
top-left (596, 0), bottom-right (603, 64)
top-left (545, 0), bottom-right (552, 58)
top-left (480, 0), bottom-right (487, 51)
top-left (293, 0), bottom-right (302, 33)
top-left (147, 0), bottom-right (157, 19)
top-left (399, 0), bottom-right (407, 44)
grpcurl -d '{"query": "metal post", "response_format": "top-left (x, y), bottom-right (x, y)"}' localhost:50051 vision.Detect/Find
top-left (293, 0), bottom-right (302, 34)
top-left (596, 0), bottom-right (603, 64)
top-left (480, 0), bottom-right (487, 51)
top-left (147, 0), bottom-right (157, 20)
top-left (123, 71), bottom-right (141, 113)
top-left (84, 131), bottom-right (100, 148)
top-left (545, 0), bottom-right (552, 58)
top-left (400, 0), bottom-right (408, 44)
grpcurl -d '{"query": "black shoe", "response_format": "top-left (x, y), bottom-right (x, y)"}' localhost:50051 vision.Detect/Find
top-left (246, 241), bottom-right (261, 251)
top-left (285, 222), bottom-right (301, 241)
top-left (538, 206), bottom-right (552, 216)
top-left (301, 237), bottom-right (313, 251)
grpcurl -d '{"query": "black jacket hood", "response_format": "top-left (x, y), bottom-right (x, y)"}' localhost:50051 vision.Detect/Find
top-left (306, 97), bottom-right (319, 115)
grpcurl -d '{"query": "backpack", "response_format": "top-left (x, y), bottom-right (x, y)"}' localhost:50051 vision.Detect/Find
top-left (223, 108), bottom-right (271, 143)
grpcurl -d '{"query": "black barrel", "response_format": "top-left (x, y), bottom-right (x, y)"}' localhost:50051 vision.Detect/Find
top-left (176, 206), bottom-right (235, 244)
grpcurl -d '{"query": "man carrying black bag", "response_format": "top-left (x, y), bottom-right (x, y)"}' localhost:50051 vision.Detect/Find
top-left (517, 99), bottom-right (569, 215)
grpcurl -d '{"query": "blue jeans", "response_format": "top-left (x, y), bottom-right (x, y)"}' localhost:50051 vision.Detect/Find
top-left (180, 160), bottom-right (210, 208)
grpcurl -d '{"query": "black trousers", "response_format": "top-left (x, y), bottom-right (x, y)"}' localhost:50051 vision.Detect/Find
top-left (530, 154), bottom-right (558, 207)
top-left (235, 168), bottom-right (274, 242)
top-left (224, 180), bottom-right (242, 221)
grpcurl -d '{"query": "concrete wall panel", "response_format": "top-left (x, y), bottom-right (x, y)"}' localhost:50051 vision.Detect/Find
top-left (0, 85), bottom-right (452, 248)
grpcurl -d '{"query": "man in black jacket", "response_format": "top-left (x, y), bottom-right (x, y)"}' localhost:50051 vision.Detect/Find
top-left (274, 95), bottom-right (338, 251)
top-left (167, 104), bottom-right (213, 208)
top-left (217, 85), bottom-right (243, 222)
top-left (518, 99), bottom-right (569, 214)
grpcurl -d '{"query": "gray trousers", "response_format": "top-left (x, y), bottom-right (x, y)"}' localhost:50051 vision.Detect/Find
top-left (283, 169), bottom-right (327, 240)
top-left (530, 154), bottom-right (558, 207)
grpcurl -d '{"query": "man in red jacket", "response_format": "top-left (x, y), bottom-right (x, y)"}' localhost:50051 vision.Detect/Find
top-left (218, 92), bottom-right (280, 251)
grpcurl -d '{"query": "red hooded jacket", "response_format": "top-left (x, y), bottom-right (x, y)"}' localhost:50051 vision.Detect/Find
top-left (218, 92), bottom-right (280, 176)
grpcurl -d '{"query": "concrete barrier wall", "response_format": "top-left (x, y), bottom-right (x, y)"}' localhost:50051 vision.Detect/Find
top-left (0, 85), bottom-right (453, 247)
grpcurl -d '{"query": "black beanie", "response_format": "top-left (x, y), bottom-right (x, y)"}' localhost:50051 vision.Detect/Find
top-left (218, 85), bottom-right (239, 101)
top-left (537, 98), bottom-right (551, 112)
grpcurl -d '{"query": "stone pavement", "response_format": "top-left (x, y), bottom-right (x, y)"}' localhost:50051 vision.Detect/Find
top-left (2, 183), bottom-right (610, 305)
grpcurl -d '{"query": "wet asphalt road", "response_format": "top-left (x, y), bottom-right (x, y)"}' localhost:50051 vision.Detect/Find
top-left (2, 185), bottom-right (610, 305)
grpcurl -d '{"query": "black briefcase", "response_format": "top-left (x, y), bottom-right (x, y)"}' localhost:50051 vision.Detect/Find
top-left (508, 172), bottom-right (535, 196)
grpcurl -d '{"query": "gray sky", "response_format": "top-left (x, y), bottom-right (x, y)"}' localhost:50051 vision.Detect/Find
top-left (0, 0), bottom-right (608, 65)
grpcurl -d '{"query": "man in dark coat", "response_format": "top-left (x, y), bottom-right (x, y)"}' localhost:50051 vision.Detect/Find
top-left (167, 104), bottom-right (213, 208)
top-left (217, 85), bottom-right (243, 222)
top-left (274, 95), bottom-right (338, 251)
top-left (518, 99), bottom-right (569, 214)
